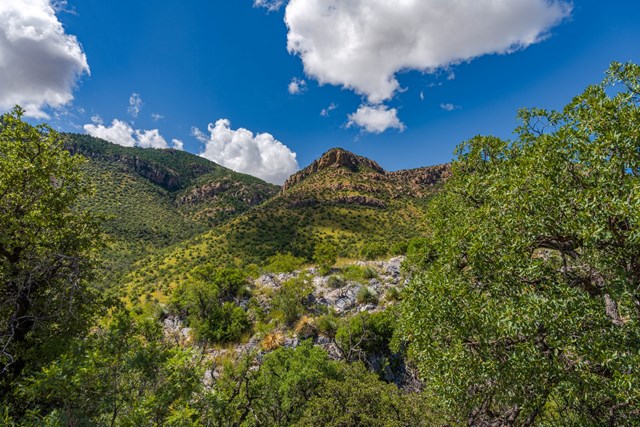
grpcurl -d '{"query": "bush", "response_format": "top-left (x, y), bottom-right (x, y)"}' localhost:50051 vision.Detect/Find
top-left (170, 267), bottom-right (251, 344)
top-left (270, 275), bottom-right (314, 326)
top-left (360, 242), bottom-right (387, 260)
top-left (390, 241), bottom-right (409, 256)
top-left (327, 275), bottom-right (345, 288)
top-left (335, 311), bottom-right (395, 363)
top-left (341, 265), bottom-right (377, 283)
top-left (317, 315), bottom-right (339, 338)
top-left (261, 331), bottom-right (285, 351)
top-left (313, 242), bottom-right (338, 274)
top-left (356, 286), bottom-right (378, 305)
top-left (264, 252), bottom-right (305, 273)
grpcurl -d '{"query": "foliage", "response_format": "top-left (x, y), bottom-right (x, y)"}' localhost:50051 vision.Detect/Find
top-left (340, 264), bottom-right (378, 283)
top-left (16, 309), bottom-right (203, 426)
top-left (269, 275), bottom-right (314, 327)
top-left (402, 237), bottom-right (435, 273)
top-left (360, 241), bottom-right (388, 260)
top-left (335, 311), bottom-right (396, 366)
top-left (263, 252), bottom-right (306, 273)
top-left (170, 267), bottom-right (251, 344)
top-left (355, 286), bottom-right (378, 305)
top-left (399, 62), bottom-right (640, 425)
top-left (297, 362), bottom-right (435, 427)
top-left (0, 108), bottom-right (104, 397)
top-left (313, 241), bottom-right (338, 274)
top-left (327, 274), bottom-right (346, 288)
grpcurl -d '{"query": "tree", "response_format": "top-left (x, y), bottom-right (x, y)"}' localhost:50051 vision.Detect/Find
top-left (313, 241), bottom-right (337, 274)
top-left (399, 63), bottom-right (640, 425)
top-left (170, 267), bottom-right (251, 344)
top-left (0, 107), bottom-right (103, 396)
top-left (19, 309), bottom-right (203, 426)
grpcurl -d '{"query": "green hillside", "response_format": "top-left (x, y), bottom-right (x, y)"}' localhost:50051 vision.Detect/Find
top-left (63, 134), bottom-right (279, 276)
top-left (126, 148), bottom-right (449, 296)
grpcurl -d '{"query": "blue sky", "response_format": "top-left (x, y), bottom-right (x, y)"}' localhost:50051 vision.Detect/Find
top-left (2, 0), bottom-right (640, 184)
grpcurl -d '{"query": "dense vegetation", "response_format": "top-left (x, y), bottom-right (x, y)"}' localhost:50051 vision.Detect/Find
top-left (401, 62), bottom-right (640, 425)
top-left (1, 61), bottom-right (639, 426)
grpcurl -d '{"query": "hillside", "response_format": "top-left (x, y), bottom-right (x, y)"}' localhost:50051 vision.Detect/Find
top-left (64, 134), bottom-right (279, 275)
top-left (127, 148), bottom-right (449, 297)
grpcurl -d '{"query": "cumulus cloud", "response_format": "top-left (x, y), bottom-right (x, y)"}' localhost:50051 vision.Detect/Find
top-left (151, 113), bottom-right (164, 121)
top-left (285, 0), bottom-right (571, 103)
top-left (254, 0), bottom-right (284, 12)
top-left (84, 119), bottom-right (136, 147)
top-left (288, 77), bottom-right (306, 95)
top-left (193, 119), bottom-right (299, 185)
top-left (84, 119), bottom-right (171, 149)
top-left (347, 104), bottom-right (405, 134)
top-left (171, 139), bottom-right (184, 151)
top-left (0, 0), bottom-right (89, 117)
top-left (320, 102), bottom-right (337, 117)
top-left (128, 93), bottom-right (143, 117)
top-left (90, 114), bottom-right (103, 125)
top-left (135, 128), bottom-right (168, 149)
top-left (440, 103), bottom-right (461, 112)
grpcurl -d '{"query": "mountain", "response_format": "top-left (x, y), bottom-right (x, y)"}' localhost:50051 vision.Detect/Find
top-left (126, 148), bottom-right (449, 297)
top-left (64, 134), bottom-right (279, 275)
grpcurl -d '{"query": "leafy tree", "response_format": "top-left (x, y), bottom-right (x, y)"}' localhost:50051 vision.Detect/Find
top-left (18, 309), bottom-right (203, 426)
top-left (0, 107), bottom-right (103, 397)
top-left (360, 241), bottom-right (387, 260)
top-left (170, 267), bottom-right (251, 344)
top-left (297, 362), bottom-right (435, 427)
top-left (399, 63), bottom-right (640, 425)
top-left (264, 252), bottom-right (305, 273)
top-left (313, 241), bottom-right (337, 274)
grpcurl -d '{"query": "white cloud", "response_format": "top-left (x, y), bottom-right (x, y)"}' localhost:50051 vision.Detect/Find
top-left (254, 0), bottom-right (284, 12)
top-left (285, 0), bottom-right (571, 103)
top-left (171, 139), bottom-right (184, 150)
top-left (84, 119), bottom-right (136, 147)
top-left (419, 92), bottom-right (425, 101)
top-left (193, 119), bottom-right (299, 185)
top-left (0, 0), bottom-right (89, 117)
top-left (320, 102), bottom-right (337, 117)
top-left (90, 114), bottom-right (103, 125)
top-left (347, 104), bottom-right (405, 134)
top-left (288, 77), bottom-right (306, 95)
top-left (440, 103), bottom-right (461, 112)
top-left (135, 129), bottom-right (168, 149)
top-left (151, 113), bottom-right (164, 121)
top-left (128, 93), bottom-right (143, 117)
top-left (84, 119), bottom-right (171, 149)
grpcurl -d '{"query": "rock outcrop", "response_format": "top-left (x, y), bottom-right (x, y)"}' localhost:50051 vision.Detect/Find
top-left (282, 148), bottom-right (385, 191)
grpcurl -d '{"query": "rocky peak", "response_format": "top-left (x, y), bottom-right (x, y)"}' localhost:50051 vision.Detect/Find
top-left (282, 148), bottom-right (385, 191)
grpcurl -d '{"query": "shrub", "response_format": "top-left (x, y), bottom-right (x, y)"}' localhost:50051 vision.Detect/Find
top-left (270, 275), bottom-right (314, 326)
top-left (264, 252), bottom-right (306, 274)
top-left (360, 242), bottom-right (387, 260)
top-left (261, 331), bottom-right (285, 351)
top-left (327, 275), bottom-right (345, 288)
top-left (294, 316), bottom-right (317, 339)
top-left (356, 286), bottom-right (378, 305)
top-left (317, 316), bottom-right (338, 339)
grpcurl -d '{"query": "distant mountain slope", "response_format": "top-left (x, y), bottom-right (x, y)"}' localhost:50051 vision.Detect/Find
top-left (127, 148), bottom-right (449, 295)
top-left (64, 134), bottom-right (279, 274)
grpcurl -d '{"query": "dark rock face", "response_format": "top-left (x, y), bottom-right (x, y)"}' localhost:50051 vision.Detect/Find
top-left (282, 148), bottom-right (385, 191)
top-left (130, 157), bottom-right (181, 190)
top-left (178, 180), bottom-right (276, 206)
